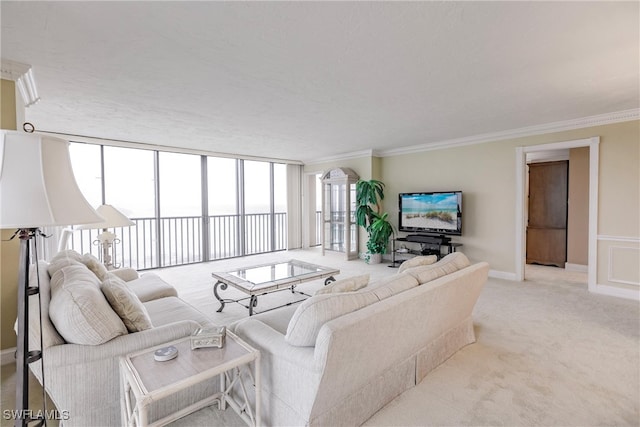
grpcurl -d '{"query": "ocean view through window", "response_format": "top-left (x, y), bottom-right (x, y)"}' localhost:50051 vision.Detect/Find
top-left (67, 142), bottom-right (289, 269)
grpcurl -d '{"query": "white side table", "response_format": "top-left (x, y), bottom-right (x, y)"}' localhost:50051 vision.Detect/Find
top-left (119, 331), bottom-right (261, 427)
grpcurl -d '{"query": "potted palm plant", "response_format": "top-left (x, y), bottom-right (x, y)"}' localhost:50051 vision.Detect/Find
top-left (355, 179), bottom-right (395, 264)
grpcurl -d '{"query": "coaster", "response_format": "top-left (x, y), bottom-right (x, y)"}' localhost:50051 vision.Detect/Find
top-left (154, 346), bottom-right (178, 362)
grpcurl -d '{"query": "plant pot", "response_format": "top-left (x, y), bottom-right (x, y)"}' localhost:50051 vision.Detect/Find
top-left (365, 253), bottom-right (382, 264)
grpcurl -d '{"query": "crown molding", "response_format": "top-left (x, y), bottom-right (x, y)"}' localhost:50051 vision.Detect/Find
top-left (304, 149), bottom-right (382, 166)
top-left (377, 108), bottom-right (640, 158)
top-left (0, 59), bottom-right (40, 107)
top-left (302, 109), bottom-right (639, 165)
top-left (0, 59), bottom-right (30, 81)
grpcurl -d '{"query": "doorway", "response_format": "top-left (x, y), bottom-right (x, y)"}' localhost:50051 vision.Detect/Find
top-left (526, 160), bottom-right (569, 268)
top-left (515, 137), bottom-right (600, 292)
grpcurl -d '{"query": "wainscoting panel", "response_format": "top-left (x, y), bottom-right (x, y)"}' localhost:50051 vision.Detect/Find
top-left (597, 235), bottom-right (640, 299)
top-left (608, 246), bottom-right (640, 286)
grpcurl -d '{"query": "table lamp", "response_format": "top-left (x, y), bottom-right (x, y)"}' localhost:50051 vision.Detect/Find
top-left (75, 204), bottom-right (135, 269)
top-left (0, 130), bottom-right (104, 427)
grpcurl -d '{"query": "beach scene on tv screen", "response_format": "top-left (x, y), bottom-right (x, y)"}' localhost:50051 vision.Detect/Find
top-left (401, 193), bottom-right (458, 230)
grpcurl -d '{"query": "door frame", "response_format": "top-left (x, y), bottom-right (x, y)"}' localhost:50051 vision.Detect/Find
top-left (302, 171), bottom-right (322, 248)
top-left (515, 137), bottom-right (600, 292)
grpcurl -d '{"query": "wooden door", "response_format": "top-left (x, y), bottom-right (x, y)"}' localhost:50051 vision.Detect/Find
top-left (526, 161), bottom-right (568, 267)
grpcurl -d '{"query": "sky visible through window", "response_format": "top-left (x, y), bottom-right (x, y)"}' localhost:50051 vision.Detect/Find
top-left (104, 146), bottom-right (155, 217)
top-left (159, 151), bottom-right (201, 217)
top-left (69, 143), bottom-right (287, 219)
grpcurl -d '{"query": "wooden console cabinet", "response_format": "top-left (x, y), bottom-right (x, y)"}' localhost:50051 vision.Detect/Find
top-left (526, 160), bottom-right (568, 268)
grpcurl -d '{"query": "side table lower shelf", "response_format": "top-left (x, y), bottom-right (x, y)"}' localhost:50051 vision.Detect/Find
top-left (119, 331), bottom-right (260, 427)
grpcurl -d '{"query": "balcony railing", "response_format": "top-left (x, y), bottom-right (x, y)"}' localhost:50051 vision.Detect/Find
top-left (69, 212), bottom-right (287, 270)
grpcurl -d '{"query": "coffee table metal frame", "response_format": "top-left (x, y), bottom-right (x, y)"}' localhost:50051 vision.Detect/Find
top-left (119, 331), bottom-right (260, 427)
top-left (212, 259), bottom-right (339, 316)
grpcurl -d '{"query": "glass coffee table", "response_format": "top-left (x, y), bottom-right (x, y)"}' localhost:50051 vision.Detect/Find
top-left (212, 259), bottom-right (339, 316)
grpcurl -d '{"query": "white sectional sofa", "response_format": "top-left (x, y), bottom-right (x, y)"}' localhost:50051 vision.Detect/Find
top-left (231, 252), bottom-right (489, 427)
top-left (25, 250), bottom-right (214, 427)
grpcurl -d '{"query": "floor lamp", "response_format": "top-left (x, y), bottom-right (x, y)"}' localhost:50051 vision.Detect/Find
top-left (0, 130), bottom-right (103, 427)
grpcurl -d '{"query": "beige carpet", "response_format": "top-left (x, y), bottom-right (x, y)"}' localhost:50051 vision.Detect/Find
top-left (2, 249), bottom-right (638, 426)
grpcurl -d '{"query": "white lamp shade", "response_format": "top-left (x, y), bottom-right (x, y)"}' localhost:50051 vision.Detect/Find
top-left (75, 204), bottom-right (135, 230)
top-left (0, 130), bottom-right (104, 228)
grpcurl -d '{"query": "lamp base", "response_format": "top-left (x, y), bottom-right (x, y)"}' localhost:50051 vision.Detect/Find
top-left (94, 231), bottom-right (119, 269)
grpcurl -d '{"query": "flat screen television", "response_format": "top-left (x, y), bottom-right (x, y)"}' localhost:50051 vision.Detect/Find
top-left (398, 191), bottom-right (462, 235)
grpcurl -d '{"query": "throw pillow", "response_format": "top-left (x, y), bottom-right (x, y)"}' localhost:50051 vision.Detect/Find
top-left (397, 255), bottom-right (438, 274)
top-left (101, 275), bottom-right (153, 332)
top-left (286, 291), bottom-right (378, 347)
top-left (47, 249), bottom-right (85, 277)
top-left (315, 274), bottom-right (369, 295)
top-left (404, 252), bottom-right (471, 285)
top-left (364, 273), bottom-right (419, 300)
top-left (82, 253), bottom-right (110, 281)
top-left (49, 265), bottom-right (128, 345)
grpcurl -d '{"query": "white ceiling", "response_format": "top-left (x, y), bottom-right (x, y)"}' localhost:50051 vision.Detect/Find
top-left (1, 1), bottom-right (638, 164)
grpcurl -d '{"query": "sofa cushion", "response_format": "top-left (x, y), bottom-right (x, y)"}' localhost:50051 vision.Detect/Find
top-left (127, 273), bottom-right (178, 302)
top-left (286, 291), bottom-right (378, 347)
top-left (50, 249), bottom-right (84, 263)
top-left (110, 268), bottom-right (140, 282)
top-left (48, 250), bottom-right (110, 281)
top-left (49, 265), bottom-right (127, 345)
top-left (242, 305), bottom-right (298, 335)
top-left (315, 274), bottom-right (369, 295)
top-left (47, 250), bottom-right (85, 277)
top-left (404, 252), bottom-right (471, 284)
top-left (397, 255), bottom-right (437, 273)
top-left (144, 296), bottom-right (214, 328)
top-left (29, 261), bottom-right (66, 348)
top-left (363, 273), bottom-right (419, 300)
top-left (101, 275), bottom-right (153, 332)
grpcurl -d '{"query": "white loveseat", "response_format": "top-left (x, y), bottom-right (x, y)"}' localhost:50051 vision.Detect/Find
top-left (25, 250), bottom-right (215, 427)
top-left (231, 252), bottom-right (489, 426)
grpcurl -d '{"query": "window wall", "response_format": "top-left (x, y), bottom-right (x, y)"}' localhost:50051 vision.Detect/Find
top-left (68, 142), bottom-right (290, 270)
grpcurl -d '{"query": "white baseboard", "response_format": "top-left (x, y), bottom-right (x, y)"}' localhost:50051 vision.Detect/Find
top-left (565, 263), bottom-right (588, 272)
top-left (489, 269), bottom-right (518, 281)
top-left (593, 284), bottom-right (640, 301)
top-left (1, 347), bottom-right (15, 366)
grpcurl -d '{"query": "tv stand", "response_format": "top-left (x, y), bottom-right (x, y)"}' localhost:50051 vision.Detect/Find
top-left (405, 234), bottom-right (451, 245)
top-left (391, 235), bottom-right (462, 268)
